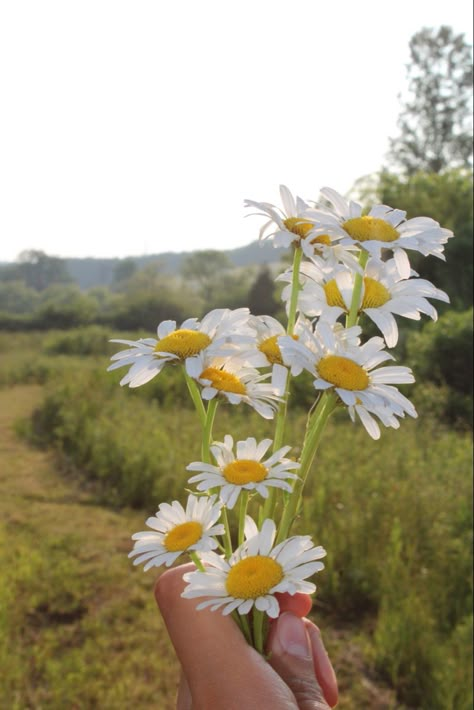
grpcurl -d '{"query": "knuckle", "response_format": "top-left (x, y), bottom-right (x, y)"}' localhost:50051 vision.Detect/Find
top-left (285, 675), bottom-right (330, 710)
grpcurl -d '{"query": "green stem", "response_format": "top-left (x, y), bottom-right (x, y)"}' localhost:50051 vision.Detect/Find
top-left (184, 371), bottom-right (206, 427)
top-left (221, 507), bottom-right (233, 558)
top-left (276, 392), bottom-right (337, 544)
top-left (287, 246), bottom-right (303, 336)
top-left (189, 551), bottom-right (205, 572)
top-left (262, 247), bottom-right (303, 523)
top-left (253, 609), bottom-right (265, 655)
top-left (238, 491), bottom-right (249, 546)
top-left (201, 398), bottom-right (218, 463)
top-left (346, 249), bottom-right (369, 328)
top-left (238, 612), bottom-right (253, 646)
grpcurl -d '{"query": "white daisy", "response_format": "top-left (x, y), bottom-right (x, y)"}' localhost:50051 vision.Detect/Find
top-left (182, 518), bottom-right (326, 618)
top-left (129, 494), bottom-right (224, 571)
top-left (310, 187), bottom-right (453, 279)
top-left (241, 314), bottom-right (314, 374)
top-left (187, 435), bottom-right (300, 509)
top-left (107, 308), bottom-right (252, 388)
top-left (244, 184), bottom-right (335, 252)
top-left (186, 353), bottom-right (286, 419)
top-left (279, 322), bottom-right (417, 439)
top-left (290, 258), bottom-right (450, 347)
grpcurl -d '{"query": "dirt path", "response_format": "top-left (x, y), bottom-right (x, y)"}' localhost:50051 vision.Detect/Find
top-left (0, 385), bottom-right (178, 709)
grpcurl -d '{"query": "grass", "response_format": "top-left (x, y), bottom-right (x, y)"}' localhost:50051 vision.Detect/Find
top-left (1, 328), bottom-right (472, 708)
top-left (0, 386), bottom-right (178, 709)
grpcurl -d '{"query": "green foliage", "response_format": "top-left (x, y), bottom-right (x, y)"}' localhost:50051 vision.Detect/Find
top-left (0, 250), bottom-right (72, 290)
top-left (0, 280), bottom-right (39, 314)
top-left (406, 307), bottom-right (473, 425)
top-left (181, 250), bottom-right (232, 285)
top-left (30, 369), bottom-right (197, 507)
top-left (378, 169), bottom-right (473, 310)
top-left (43, 326), bottom-right (113, 356)
top-left (112, 257), bottom-right (137, 284)
top-left (248, 267), bottom-right (279, 316)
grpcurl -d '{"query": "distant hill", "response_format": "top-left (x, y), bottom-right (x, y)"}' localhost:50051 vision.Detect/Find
top-left (65, 240), bottom-right (282, 290)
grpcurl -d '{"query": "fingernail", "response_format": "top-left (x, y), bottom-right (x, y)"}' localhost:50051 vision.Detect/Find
top-left (277, 612), bottom-right (311, 658)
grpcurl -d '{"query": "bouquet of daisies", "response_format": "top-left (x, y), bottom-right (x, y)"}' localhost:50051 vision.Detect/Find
top-left (108, 185), bottom-right (452, 653)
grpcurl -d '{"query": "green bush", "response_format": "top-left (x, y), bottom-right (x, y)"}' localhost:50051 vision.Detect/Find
top-left (44, 326), bottom-right (113, 356)
top-left (406, 307), bottom-right (473, 426)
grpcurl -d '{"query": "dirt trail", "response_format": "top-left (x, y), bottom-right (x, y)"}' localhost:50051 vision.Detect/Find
top-left (0, 385), bottom-right (178, 709)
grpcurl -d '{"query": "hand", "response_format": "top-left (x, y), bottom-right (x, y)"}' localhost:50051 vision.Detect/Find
top-left (155, 564), bottom-right (338, 709)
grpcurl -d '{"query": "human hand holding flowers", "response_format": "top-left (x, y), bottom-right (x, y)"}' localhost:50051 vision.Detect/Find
top-left (156, 563), bottom-right (338, 709)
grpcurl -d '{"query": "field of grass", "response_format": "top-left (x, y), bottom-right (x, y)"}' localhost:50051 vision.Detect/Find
top-left (0, 329), bottom-right (472, 709)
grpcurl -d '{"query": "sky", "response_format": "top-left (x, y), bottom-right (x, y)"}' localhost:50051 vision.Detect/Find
top-left (0, 0), bottom-right (472, 263)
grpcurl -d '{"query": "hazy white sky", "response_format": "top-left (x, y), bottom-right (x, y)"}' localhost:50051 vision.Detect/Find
top-left (0, 0), bottom-right (472, 262)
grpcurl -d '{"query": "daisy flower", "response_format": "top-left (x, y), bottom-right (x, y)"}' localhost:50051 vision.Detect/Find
top-left (187, 435), bottom-right (300, 509)
top-left (310, 187), bottom-right (453, 279)
top-left (290, 258), bottom-right (449, 347)
top-left (186, 353), bottom-right (286, 419)
top-left (279, 322), bottom-right (417, 439)
top-left (107, 308), bottom-right (252, 388)
top-left (244, 184), bottom-right (336, 253)
top-left (182, 518), bottom-right (326, 618)
top-left (239, 314), bottom-right (314, 375)
top-left (129, 494), bottom-right (224, 571)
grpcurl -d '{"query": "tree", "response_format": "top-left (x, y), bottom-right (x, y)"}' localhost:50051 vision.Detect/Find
top-left (112, 258), bottom-right (137, 285)
top-left (182, 250), bottom-right (232, 286)
top-left (248, 267), bottom-right (279, 316)
top-left (388, 26), bottom-right (473, 175)
top-left (181, 250), bottom-right (233, 306)
top-left (378, 169), bottom-right (473, 310)
top-left (1, 250), bottom-right (73, 291)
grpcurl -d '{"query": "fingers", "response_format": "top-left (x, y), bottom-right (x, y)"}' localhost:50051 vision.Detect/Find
top-left (155, 564), bottom-right (296, 710)
top-left (275, 592), bottom-right (313, 618)
top-left (267, 612), bottom-right (338, 710)
top-left (304, 619), bottom-right (338, 708)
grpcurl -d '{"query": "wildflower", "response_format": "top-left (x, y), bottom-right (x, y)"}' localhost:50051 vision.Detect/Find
top-left (107, 308), bottom-right (251, 388)
top-left (182, 518), bottom-right (326, 618)
top-left (244, 185), bottom-right (335, 252)
top-left (186, 353), bottom-right (286, 419)
top-left (129, 495), bottom-right (224, 571)
top-left (187, 435), bottom-right (299, 509)
top-left (311, 187), bottom-right (453, 278)
top-left (240, 314), bottom-right (315, 375)
top-left (288, 258), bottom-right (449, 347)
top-left (279, 323), bottom-right (417, 439)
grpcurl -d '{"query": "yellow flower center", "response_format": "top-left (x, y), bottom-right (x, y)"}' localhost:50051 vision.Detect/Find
top-left (226, 556), bottom-right (284, 599)
top-left (361, 277), bottom-right (391, 309)
top-left (200, 367), bottom-right (247, 395)
top-left (259, 334), bottom-right (299, 365)
top-left (323, 279), bottom-right (347, 310)
top-left (310, 233), bottom-right (331, 247)
top-left (223, 460), bottom-right (268, 485)
top-left (317, 355), bottom-right (369, 391)
top-left (283, 217), bottom-right (315, 239)
top-left (155, 329), bottom-right (212, 359)
top-left (164, 521), bottom-right (203, 552)
top-left (342, 216), bottom-right (399, 243)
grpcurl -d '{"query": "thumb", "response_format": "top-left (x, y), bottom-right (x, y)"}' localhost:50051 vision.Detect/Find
top-left (267, 612), bottom-right (332, 710)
